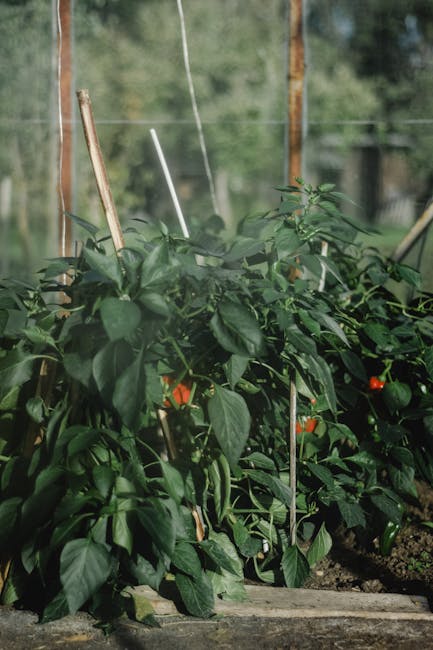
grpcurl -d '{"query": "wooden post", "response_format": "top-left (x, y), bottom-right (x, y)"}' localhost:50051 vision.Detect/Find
top-left (288, 0), bottom-right (305, 182)
top-left (58, 0), bottom-right (73, 258)
top-left (287, 0), bottom-right (305, 546)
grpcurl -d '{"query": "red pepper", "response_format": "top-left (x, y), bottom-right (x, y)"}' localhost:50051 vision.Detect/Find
top-left (296, 417), bottom-right (318, 434)
top-left (163, 375), bottom-right (192, 407)
top-left (369, 376), bottom-right (385, 391)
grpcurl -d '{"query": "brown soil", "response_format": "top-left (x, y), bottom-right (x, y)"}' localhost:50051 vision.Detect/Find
top-left (304, 481), bottom-right (433, 605)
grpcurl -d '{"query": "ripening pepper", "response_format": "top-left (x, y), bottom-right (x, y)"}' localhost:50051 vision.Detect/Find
top-left (163, 375), bottom-right (192, 407)
top-left (369, 376), bottom-right (385, 391)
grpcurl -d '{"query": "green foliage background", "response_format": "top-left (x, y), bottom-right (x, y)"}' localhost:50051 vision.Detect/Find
top-left (1, 0), bottom-right (433, 282)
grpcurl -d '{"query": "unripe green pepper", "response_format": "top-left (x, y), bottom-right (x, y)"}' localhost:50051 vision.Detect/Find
top-left (379, 521), bottom-right (401, 556)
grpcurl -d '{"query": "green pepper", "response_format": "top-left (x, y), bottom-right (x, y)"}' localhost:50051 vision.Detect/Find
top-left (379, 520), bottom-right (401, 556)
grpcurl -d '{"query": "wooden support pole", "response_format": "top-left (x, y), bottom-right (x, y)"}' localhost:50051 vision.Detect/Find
top-left (289, 377), bottom-right (297, 545)
top-left (76, 89), bottom-right (125, 253)
top-left (288, 0), bottom-right (305, 182)
top-left (287, 0), bottom-right (305, 546)
top-left (391, 200), bottom-right (433, 263)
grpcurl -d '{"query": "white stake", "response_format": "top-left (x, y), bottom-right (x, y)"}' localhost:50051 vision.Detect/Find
top-left (150, 128), bottom-right (190, 239)
top-left (318, 240), bottom-right (329, 292)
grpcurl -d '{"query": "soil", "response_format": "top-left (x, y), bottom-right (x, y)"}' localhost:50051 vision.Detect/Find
top-left (304, 480), bottom-right (433, 605)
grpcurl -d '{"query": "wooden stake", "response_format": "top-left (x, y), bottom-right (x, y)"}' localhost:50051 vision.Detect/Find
top-left (289, 377), bottom-right (297, 546)
top-left (76, 89), bottom-right (125, 253)
top-left (391, 200), bottom-right (433, 263)
top-left (287, 0), bottom-right (305, 547)
top-left (288, 0), bottom-right (304, 182)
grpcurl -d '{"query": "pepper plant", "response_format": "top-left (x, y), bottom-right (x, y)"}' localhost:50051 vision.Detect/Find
top-left (0, 180), bottom-right (432, 622)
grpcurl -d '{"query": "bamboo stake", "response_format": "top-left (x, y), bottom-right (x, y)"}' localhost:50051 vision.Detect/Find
top-left (391, 200), bottom-right (433, 263)
top-left (0, 559), bottom-right (10, 596)
top-left (289, 378), bottom-right (297, 546)
top-left (76, 89), bottom-right (204, 542)
top-left (76, 89), bottom-right (125, 253)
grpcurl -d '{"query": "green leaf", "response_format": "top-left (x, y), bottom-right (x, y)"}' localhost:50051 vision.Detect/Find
top-left (160, 461), bottom-right (185, 505)
top-left (337, 500), bottom-right (366, 528)
top-left (66, 211), bottom-right (99, 236)
top-left (0, 347), bottom-right (36, 395)
top-left (306, 523), bottom-right (332, 567)
top-left (175, 572), bottom-right (214, 618)
top-left (298, 308), bottom-right (321, 336)
top-left (112, 477), bottom-right (136, 555)
top-left (389, 465), bottom-right (417, 498)
top-left (224, 354), bottom-right (249, 389)
top-left (22, 326), bottom-right (57, 348)
top-left (232, 520), bottom-right (262, 557)
top-left (390, 447), bottom-right (414, 467)
top-left (140, 241), bottom-right (170, 288)
top-left (0, 497), bottom-right (21, 549)
top-left (138, 498), bottom-right (176, 558)
top-left (172, 541), bottom-right (202, 579)
top-left (318, 183), bottom-right (336, 193)
top-left (25, 396), bottom-right (44, 424)
top-left (208, 454), bottom-right (231, 523)
top-left (242, 451), bottom-right (276, 471)
top-left (40, 590), bottom-right (70, 623)
top-left (199, 539), bottom-right (239, 575)
top-left (311, 311), bottom-right (349, 346)
top-left (60, 538), bottom-right (112, 614)
top-left (369, 493), bottom-right (402, 524)
top-left (394, 263), bottom-right (421, 288)
top-left (139, 292), bottom-right (170, 318)
top-left (92, 465), bottom-right (115, 499)
top-left (112, 350), bottom-right (145, 429)
top-left (275, 228), bottom-right (301, 258)
top-left (363, 322), bottom-right (394, 350)
top-left (0, 385), bottom-right (20, 411)
top-left (339, 350), bottom-right (367, 382)
top-left (207, 568), bottom-right (247, 602)
top-left (328, 424), bottom-right (358, 447)
top-left (100, 298), bottom-right (141, 341)
top-left (281, 545), bottom-right (310, 587)
top-left (63, 351), bottom-right (93, 388)
top-left (92, 340), bottom-right (133, 404)
top-left (83, 247), bottom-right (123, 289)
top-left (245, 469), bottom-right (292, 506)
top-left (2, 309), bottom-right (27, 336)
top-left (126, 555), bottom-right (165, 591)
top-left (303, 354), bottom-right (336, 412)
top-left (211, 300), bottom-right (265, 357)
top-left (382, 381), bottom-right (412, 414)
top-left (224, 237), bottom-right (264, 263)
top-left (306, 462), bottom-right (335, 489)
top-left (208, 385), bottom-right (251, 469)
top-left (208, 530), bottom-right (243, 577)
top-left (113, 511), bottom-right (133, 555)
